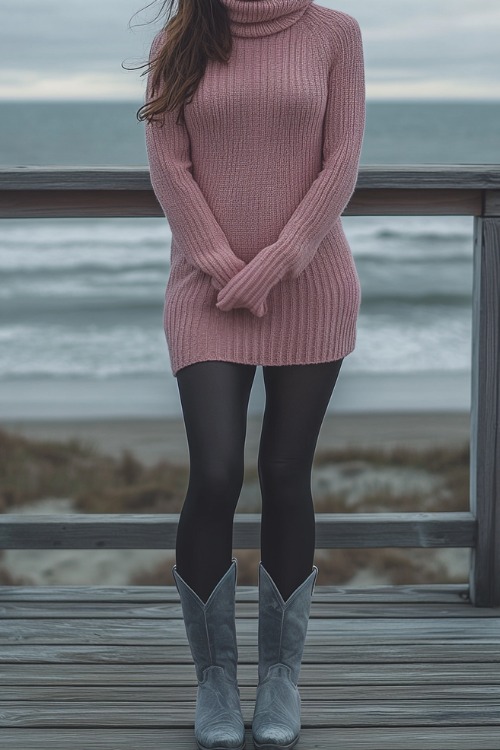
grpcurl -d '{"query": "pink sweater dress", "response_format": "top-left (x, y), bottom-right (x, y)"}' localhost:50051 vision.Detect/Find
top-left (144, 0), bottom-right (366, 377)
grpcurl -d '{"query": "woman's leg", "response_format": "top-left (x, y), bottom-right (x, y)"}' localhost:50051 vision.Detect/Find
top-left (175, 360), bottom-right (257, 603)
top-left (258, 358), bottom-right (344, 601)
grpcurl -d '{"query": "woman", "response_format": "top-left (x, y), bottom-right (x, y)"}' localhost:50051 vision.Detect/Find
top-left (139, 0), bottom-right (365, 748)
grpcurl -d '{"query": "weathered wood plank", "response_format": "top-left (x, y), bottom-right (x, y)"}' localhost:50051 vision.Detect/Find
top-left (485, 190), bottom-right (500, 217)
top-left (2, 684), bottom-right (500, 702)
top-left (0, 617), bottom-right (499, 645)
top-left (0, 188), bottom-right (482, 218)
top-left (0, 699), bottom-right (499, 727)
top-left (469, 217), bottom-right (500, 607)
top-left (0, 512), bottom-right (476, 549)
top-left (348, 188), bottom-right (480, 216)
top-left (2, 662), bottom-right (500, 685)
top-left (353, 165), bottom-right (500, 189)
top-left (0, 583), bottom-right (471, 603)
top-left (1, 165), bottom-right (499, 218)
top-left (2, 165), bottom-right (500, 189)
top-left (0, 727), bottom-right (499, 750)
top-left (0, 189), bottom-right (158, 218)
top-left (1, 642), bottom-right (499, 663)
top-left (4, 601), bottom-right (500, 618)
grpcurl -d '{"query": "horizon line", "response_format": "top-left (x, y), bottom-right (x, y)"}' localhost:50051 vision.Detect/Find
top-left (0, 97), bottom-right (499, 104)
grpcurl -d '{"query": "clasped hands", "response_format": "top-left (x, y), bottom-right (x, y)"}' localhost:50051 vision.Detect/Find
top-left (212, 261), bottom-right (268, 317)
top-left (211, 241), bottom-right (298, 318)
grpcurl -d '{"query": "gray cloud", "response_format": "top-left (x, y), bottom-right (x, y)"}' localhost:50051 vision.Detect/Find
top-left (0, 0), bottom-right (498, 99)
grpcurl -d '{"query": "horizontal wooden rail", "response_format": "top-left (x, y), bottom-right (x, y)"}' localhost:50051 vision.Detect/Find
top-left (2, 164), bottom-right (500, 189)
top-left (0, 165), bottom-right (499, 218)
top-left (0, 513), bottom-right (476, 550)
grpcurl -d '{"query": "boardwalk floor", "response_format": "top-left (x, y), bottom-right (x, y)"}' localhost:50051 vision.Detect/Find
top-left (1, 582), bottom-right (499, 749)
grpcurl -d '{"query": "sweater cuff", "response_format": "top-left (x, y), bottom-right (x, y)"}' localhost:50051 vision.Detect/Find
top-left (208, 250), bottom-right (247, 290)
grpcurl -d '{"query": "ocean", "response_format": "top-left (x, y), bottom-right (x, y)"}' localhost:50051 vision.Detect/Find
top-left (0, 100), bottom-right (499, 419)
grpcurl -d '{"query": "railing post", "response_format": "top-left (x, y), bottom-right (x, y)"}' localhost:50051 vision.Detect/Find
top-left (469, 209), bottom-right (500, 606)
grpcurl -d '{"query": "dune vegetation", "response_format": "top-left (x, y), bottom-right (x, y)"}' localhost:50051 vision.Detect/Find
top-left (0, 426), bottom-right (470, 587)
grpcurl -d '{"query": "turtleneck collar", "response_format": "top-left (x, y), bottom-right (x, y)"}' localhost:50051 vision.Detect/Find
top-left (220, 0), bottom-right (314, 38)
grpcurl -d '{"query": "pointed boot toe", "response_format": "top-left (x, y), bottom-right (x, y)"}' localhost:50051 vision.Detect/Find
top-left (252, 665), bottom-right (300, 750)
top-left (195, 666), bottom-right (246, 750)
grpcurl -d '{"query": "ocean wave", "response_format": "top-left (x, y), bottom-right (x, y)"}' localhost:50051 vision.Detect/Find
top-left (359, 292), bottom-right (472, 306)
top-left (374, 228), bottom-right (470, 242)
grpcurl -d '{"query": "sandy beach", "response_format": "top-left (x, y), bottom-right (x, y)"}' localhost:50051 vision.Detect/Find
top-left (1, 409), bottom-right (471, 468)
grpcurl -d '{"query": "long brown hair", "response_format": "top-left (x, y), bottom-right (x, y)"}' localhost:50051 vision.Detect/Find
top-left (134, 0), bottom-right (233, 127)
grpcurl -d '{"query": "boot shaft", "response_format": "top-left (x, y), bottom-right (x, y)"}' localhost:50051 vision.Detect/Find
top-left (257, 562), bottom-right (318, 685)
top-left (172, 557), bottom-right (239, 684)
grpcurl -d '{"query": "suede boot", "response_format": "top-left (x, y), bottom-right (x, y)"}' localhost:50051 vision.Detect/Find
top-left (172, 557), bottom-right (246, 750)
top-left (251, 561), bottom-right (318, 750)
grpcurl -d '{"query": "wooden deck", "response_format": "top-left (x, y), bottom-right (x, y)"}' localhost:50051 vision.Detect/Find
top-left (1, 581), bottom-right (500, 749)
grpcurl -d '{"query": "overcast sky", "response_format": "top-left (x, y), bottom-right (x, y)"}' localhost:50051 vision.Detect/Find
top-left (1, 0), bottom-right (499, 101)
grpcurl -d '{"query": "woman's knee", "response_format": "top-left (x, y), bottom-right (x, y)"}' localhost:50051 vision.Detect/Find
top-left (258, 453), bottom-right (310, 497)
top-left (188, 456), bottom-right (244, 511)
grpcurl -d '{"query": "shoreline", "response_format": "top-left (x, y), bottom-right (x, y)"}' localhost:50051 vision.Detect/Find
top-left (1, 410), bottom-right (470, 467)
top-left (0, 370), bottom-right (471, 421)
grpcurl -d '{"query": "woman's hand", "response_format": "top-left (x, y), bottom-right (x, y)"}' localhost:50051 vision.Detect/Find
top-left (216, 273), bottom-right (268, 317)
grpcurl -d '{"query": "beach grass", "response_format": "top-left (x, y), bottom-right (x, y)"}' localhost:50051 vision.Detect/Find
top-left (0, 425), bottom-right (470, 587)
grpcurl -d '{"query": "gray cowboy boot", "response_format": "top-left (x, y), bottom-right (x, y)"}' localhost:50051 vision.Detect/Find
top-left (251, 561), bottom-right (318, 750)
top-left (172, 557), bottom-right (246, 750)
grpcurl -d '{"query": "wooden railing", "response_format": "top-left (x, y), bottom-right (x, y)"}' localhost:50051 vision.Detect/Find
top-left (0, 165), bottom-right (499, 606)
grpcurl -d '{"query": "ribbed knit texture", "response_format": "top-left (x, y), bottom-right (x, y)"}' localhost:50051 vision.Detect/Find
top-left (145, 0), bottom-right (366, 377)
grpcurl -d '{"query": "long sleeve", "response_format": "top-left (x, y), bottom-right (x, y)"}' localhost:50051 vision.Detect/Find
top-left (215, 14), bottom-right (365, 314)
top-left (144, 31), bottom-right (246, 291)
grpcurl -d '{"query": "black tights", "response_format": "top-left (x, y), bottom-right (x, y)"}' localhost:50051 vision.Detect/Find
top-left (174, 358), bottom-right (343, 604)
